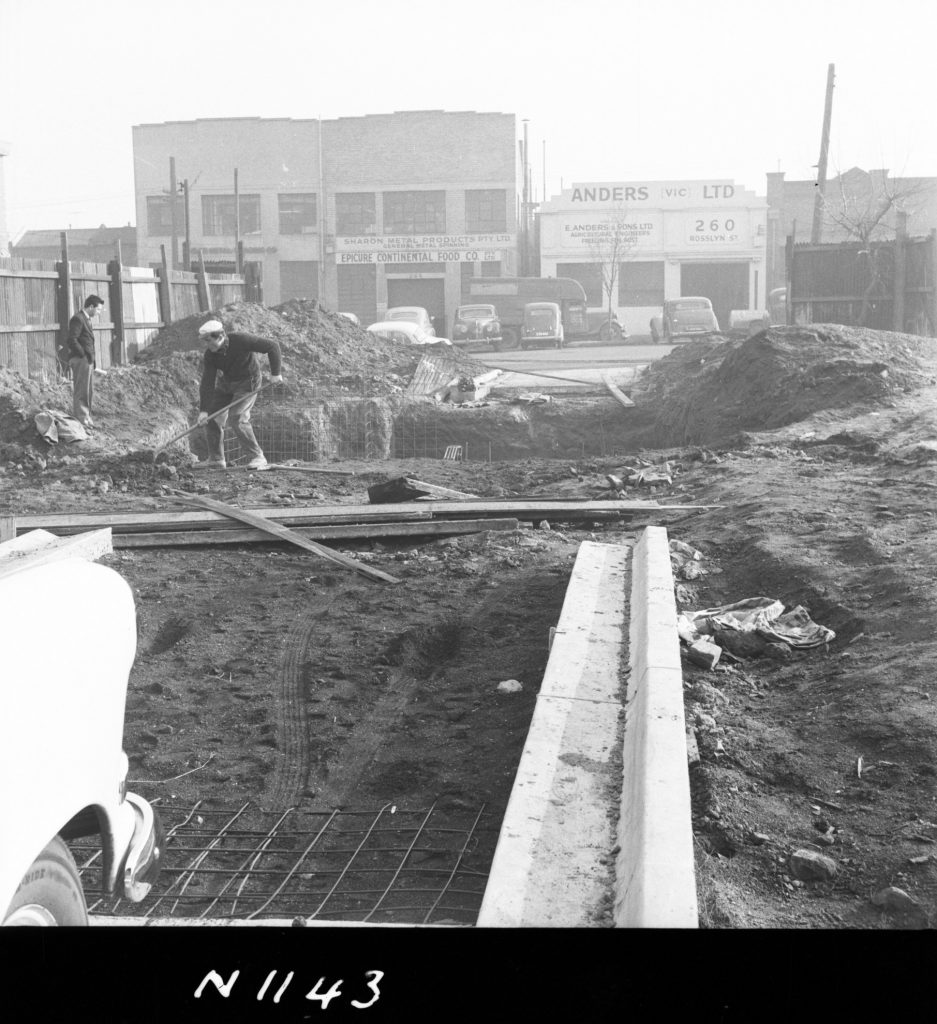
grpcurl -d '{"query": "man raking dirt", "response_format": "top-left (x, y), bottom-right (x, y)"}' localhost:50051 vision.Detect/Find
top-left (194, 319), bottom-right (284, 470)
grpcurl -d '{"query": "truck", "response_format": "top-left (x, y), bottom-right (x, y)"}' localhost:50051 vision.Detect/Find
top-left (464, 276), bottom-right (624, 349)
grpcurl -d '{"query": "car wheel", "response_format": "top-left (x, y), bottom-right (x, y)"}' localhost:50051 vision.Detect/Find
top-left (500, 327), bottom-right (520, 351)
top-left (2, 836), bottom-right (89, 926)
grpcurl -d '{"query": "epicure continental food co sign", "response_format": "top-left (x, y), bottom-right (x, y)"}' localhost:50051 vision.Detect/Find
top-left (335, 233), bottom-right (516, 263)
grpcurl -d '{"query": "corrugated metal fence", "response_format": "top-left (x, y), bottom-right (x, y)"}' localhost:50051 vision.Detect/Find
top-left (0, 235), bottom-right (252, 381)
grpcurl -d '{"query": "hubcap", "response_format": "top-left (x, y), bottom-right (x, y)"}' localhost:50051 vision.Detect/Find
top-left (4, 903), bottom-right (59, 926)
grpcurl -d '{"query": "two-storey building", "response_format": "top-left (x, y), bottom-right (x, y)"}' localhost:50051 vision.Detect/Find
top-left (132, 111), bottom-right (517, 328)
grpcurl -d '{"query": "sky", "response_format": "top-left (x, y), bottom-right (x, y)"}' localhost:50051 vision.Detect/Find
top-left (2, 0), bottom-right (936, 239)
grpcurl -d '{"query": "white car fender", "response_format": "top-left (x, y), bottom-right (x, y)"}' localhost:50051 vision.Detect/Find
top-left (0, 559), bottom-right (138, 914)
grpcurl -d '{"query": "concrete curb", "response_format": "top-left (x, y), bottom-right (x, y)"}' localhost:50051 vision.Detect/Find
top-left (477, 541), bottom-right (631, 926)
top-left (614, 526), bottom-right (698, 927)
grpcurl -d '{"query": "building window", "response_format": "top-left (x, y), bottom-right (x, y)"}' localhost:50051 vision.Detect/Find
top-left (465, 189), bottom-right (507, 233)
top-left (279, 260), bottom-right (319, 302)
top-left (278, 194), bottom-right (317, 235)
top-left (481, 260), bottom-right (501, 277)
top-left (619, 261), bottom-right (665, 306)
top-left (383, 191), bottom-right (446, 235)
top-left (201, 194), bottom-right (261, 236)
top-left (557, 262), bottom-right (603, 306)
top-left (335, 193), bottom-right (377, 235)
top-left (146, 195), bottom-right (174, 236)
top-left (337, 264), bottom-right (377, 324)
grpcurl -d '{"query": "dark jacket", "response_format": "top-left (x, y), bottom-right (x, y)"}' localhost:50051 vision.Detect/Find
top-left (199, 332), bottom-right (282, 410)
top-left (66, 310), bottom-right (96, 363)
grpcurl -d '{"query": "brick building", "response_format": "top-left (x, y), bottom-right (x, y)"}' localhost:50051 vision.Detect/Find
top-left (765, 167), bottom-right (937, 291)
top-left (0, 140), bottom-right (10, 256)
top-left (132, 111), bottom-right (517, 327)
top-left (11, 224), bottom-right (138, 264)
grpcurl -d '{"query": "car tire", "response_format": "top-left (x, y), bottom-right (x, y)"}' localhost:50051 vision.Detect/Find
top-left (2, 836), bottom-right (89, 926)
top-left (500, 327), bottom-right (520, 351)
top-left (599, 322), bottom-right (622, 342)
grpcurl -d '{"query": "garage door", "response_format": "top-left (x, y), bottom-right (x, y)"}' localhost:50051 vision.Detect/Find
top-left (680, 262), bottom-right (749, 332)
top-left (386, 278), bottom-right (446, 334)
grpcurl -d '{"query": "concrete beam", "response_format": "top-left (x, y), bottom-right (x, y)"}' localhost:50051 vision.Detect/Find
top-left (614, 526), bottom-right (698, 928)
top-left (477, 541), bottom-right (631, 926)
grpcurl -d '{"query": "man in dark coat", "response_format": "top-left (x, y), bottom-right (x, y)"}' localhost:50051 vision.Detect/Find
top-left (66, 294), bottom-right (104, 428)
top-left (195, 319), bottom-right (284, 470)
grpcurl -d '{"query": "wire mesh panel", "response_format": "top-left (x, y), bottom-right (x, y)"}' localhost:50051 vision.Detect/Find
top-left (74, 801), bottom-right (500, 925)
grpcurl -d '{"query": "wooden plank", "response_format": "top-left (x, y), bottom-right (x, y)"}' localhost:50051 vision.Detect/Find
top-left (0, 323), bottom-right (60, 333)
top-left (602, 372), bottom-right (635, 408)
top-left (0, 516), bottom-right (18, 542)
top-left (14, 508), bottom-right (434, 534)
top-left (13, 499), bottom-right (717, 536)
top-left (168, 490), bottom-right (401, 584)
top-left (0, 528), bottom-right (112, 580)
top-left (367, 476), bottom-right (480, 503)
top-left (114, 517), bottom-right (520, 549)
top-left (0, 268), bottom-right (60, 279)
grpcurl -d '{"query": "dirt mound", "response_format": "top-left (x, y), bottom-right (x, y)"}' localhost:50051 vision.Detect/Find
top-left (632, 324), bottom-right (937, 446)
top-left (135, 300), bottom-right (424, 388)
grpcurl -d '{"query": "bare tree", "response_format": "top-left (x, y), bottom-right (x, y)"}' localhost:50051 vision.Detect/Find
top-left (584, 205), bottom-right (636, 340)
top-left (820, 168), bottom-right (930, 245)
top-left (819, 169), bottom-right (934, 326)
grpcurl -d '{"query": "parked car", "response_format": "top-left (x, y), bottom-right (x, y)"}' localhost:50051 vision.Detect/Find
top-left (585, 309), bottom-right (628, 342)
top-left (521, 301), bottom-right (564, 349)
top-left (451, 304), bottom-right (503, 348)
top-left (337, 311), bottom-right (360, 326)
top-left (1, 554), bottom-right (164, 926)
top-left (384, 306), bottom-right (436, 336)
top-left (367, 320), bottom-right (452, 347)
top-left (651, 297), bottom-right (720, 343)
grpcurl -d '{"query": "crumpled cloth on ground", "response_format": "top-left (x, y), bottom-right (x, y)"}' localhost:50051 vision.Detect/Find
top-left (34, 409), bottom-right (88, 444)
top-left (678, 596), bottom-right (835, 649)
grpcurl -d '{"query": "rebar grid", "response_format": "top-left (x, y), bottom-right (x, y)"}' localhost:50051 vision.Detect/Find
top-left (73, 800), bottom-right (499, 925)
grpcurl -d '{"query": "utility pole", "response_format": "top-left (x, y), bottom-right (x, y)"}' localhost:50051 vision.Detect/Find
top-left (521, 119), bottom-right (529, 276)
top-left (811, 63), bottom-right (835, 244)
top-left (234, 168), bottom-right (241, 274)
top-left (182, 179), bottom-right (191, 268)
top-left (318, 116), bottom-right (325, 306)
top-left (169, 157), bottom-right (179, 269)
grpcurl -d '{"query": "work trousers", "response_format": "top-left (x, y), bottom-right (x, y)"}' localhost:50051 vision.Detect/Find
top-left (69, 356), bottom-right (94, 425)
top-left (204, 383), bottom-right (263, 462)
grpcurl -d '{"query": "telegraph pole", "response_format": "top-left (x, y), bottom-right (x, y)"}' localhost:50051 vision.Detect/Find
top-left (234, 168), bottom-right (241, 274)
top-left (811, 63), bottom-right (835, 244)
top-left (169, 157), bottom-right (180, 269)
top-left (521, 119), bottom-right (530, 276)
top-left (182, 179), bottom-right (191, 268)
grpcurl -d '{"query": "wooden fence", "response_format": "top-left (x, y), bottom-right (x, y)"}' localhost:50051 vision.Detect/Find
top-left (0, 233), bottom-right (255, 381)
top-left (788, 229), bottom-right (937, 336)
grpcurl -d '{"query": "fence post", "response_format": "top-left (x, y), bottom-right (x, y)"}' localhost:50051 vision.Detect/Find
top-left (58, 231), bottom-right (72, 374)
top-left (159, 244), bottom-right (175, 325)
top-left (196, 250), bottom-right (211, 310)
top-left (109, 240), bottom-right (127, 365)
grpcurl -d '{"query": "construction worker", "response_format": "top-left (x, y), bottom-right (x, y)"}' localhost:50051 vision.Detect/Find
top-left (194, 319), bottom-right (283, 470)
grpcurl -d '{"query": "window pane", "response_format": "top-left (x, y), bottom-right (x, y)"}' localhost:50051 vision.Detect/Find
top-left (201, 194), bottom-right (261, 236)
top-left (619, 261), bottom-right (665, 306)
top-left (382, 191), bottom-right (446, 234)
top-left (336, 193), bottom-right (377, 235)
top-left (465, 189), bottom-right (506, 233)
top-left (278, 194), bottom-right (317, 234)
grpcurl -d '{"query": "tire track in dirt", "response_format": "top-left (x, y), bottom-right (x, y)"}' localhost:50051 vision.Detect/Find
top-left (266, 615), bottom-right (315, 809)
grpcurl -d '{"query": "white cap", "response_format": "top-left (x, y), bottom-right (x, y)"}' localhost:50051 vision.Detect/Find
top-left (198, 319), bottom-right (224, 336)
